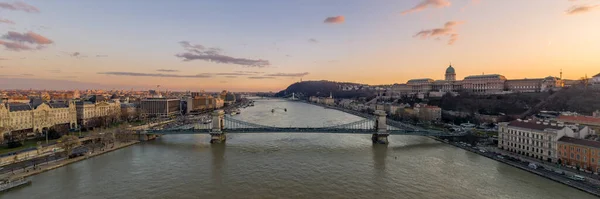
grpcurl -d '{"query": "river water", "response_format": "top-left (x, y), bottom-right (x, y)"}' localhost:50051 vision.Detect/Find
top-left (3, 99), bottom-right (596, 199)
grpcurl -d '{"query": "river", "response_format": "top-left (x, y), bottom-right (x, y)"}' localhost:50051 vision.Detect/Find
top-left (2, 99), bottom-right (596, 199)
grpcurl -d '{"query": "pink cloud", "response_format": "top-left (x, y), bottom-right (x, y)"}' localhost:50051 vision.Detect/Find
top-left (0, 19), bottom-right (15, 24)
top-left (565, 4), bottom-right (599, 15)
top-left (0, 31), bottom-right (53, 51)
top-left (414, 21), bottom-right (464, 45)
top-left (0, 40), bottom-right (33, 51)
top-left (3, 31), bottom-right (53, 44)
top-left (324, 16), bottom-right (345, 24)
top-left (402, 0), bottom-right (451, 15)
top-left (0, 1), bottom-right (40, 13)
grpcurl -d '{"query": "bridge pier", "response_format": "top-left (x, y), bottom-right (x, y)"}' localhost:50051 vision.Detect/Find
top-left (372, 110), bottom-right (389, 144)
top-left (210, 110), bottom-right (226, 144)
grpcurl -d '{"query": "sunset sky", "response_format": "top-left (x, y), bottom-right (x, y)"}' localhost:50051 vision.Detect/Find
top-left (1, 0), bottom-right (599, 92)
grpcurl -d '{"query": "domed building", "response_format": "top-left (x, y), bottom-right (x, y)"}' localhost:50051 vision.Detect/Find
top-left (445, 64), bottom-right (456, 81)
top-left (225, 92), bottom-right (236, 104)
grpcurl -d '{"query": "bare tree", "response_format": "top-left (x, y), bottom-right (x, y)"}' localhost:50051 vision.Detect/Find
top-left (57, 135), bottom-right (81, 158)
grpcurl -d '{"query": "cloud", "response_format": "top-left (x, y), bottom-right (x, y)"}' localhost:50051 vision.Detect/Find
top-left (0, 31), bottom-right (53, 51)
top-left (566, 4), bottom-right (599, 15)
top-left (0, 2), bottom-right (40, 13)
top-left (0, 40), bottom-right (33, 51)
top-left (48, 69), bottom-right (61, 73)
top-left (401, 0), bottom-right (451, 15)
top-left (2, 31), bottom-right (52, 44)
top-left (0, 19), bottom-right (15, 24)
top-left (248, 76), bottom-right (276, 79)
top-left (308, 38), bottom-right (319, 43)
top-left (324, 16), bottom-right (345, 24)
top-left (60, 76), bottom-right (77, 79)
top-left (98, 72), bottom-right (212, 78)
top-left (234, 71), bottom-right (264, 74)
top-left (21, 73), bottom-right (34, 76)
top-left (265, 72), bottom-right (309, 77)
top-left (96, 54), bottom-right (108, 57)
top-left (224, 76), bottom-right (237, 78)
top-left (71, 52), bottom-right (80, 57)
top-left (156, 69), bottom-right (179, 72)
top-left (414, 21), bottom-right (464, 45)
top-left (175, 41), bottom-right (270, 67)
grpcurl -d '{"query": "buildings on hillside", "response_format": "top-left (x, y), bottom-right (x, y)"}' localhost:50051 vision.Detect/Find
top-left (592, 73), bottom-right (600, 86)
top-left (390, 65), bottom-right (566, 97)
top-left (309, 94), bottom-right (335, 106)
top-left (497, 119), bottom-right (596, 163)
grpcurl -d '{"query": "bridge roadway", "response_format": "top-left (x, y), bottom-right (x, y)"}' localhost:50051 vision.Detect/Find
top-left (145, 127), bottom-right (462, 137)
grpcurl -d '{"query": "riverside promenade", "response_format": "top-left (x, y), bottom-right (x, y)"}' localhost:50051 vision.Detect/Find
top-left (1, 141), bottom-right (140, 181)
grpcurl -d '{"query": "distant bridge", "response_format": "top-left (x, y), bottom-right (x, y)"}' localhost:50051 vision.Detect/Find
top-left (144, 109), bottom-right (465, 144)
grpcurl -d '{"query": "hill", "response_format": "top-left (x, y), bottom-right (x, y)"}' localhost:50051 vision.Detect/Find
top-left (274, 80), bottom-right (375, 99)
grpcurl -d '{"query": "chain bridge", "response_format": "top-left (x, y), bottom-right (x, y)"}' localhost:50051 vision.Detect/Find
top-left (144, 109), bottom-right (466, 144)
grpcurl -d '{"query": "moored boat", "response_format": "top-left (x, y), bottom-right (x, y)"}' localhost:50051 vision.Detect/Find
top-left (0, 177), bottom-right (32, 192)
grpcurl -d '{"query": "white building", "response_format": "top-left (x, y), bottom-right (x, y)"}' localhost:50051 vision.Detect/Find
top-left (76, 98), bottom-right (121, 129)
top-left (498, 120), bottom-right (594, 162)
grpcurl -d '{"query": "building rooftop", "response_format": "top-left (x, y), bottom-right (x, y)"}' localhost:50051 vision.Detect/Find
top-left (594, 73), bottom-right (600, 78)
top-left (464, 74), bottom-right (506, 80)
top-left (557, 115), bottom-right (600, 125)
top-left (558, 136), bottom-right (600, 148)
top-left (407, 78), bottom-right (434, 83)
top-left (445, 65), bottom-right (455, 74)
top-left (8, 103), bottom-right (32, 112)
top-left (48, 103), bottom-right (69, 108)
top-left (507, 120), bottom-right (564, 131)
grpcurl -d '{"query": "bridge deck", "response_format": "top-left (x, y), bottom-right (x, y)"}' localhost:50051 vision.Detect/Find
top-left (144, 128), bottom-right (464, 136)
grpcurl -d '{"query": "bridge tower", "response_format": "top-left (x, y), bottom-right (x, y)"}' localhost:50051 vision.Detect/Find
top-left (210, 110), bottom-right (226, 143)
top-left (372, 110), bottom-right (389, 144)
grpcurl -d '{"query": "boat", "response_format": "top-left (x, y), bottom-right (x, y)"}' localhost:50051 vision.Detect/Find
top-left (0, 177), bottom-right (32, 192)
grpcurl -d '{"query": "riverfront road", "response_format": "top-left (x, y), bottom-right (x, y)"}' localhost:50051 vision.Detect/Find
top-left (3, 99), bottom-right (598, 199)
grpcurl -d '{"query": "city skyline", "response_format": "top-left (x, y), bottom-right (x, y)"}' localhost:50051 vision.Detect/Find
top-left (1, 0), bottom-right (599, 92)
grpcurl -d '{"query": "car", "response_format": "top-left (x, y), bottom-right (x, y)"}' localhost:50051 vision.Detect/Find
top-left (554, 170), bottom-right (565, 175)
top-left (496, 155), bottom-right (504, 159)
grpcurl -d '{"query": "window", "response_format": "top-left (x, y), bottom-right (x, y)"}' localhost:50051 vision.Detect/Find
top-left (584, 156), bottom-right (587, 162)
top-left (584, 149), bottom-right (587, 154)
top-left (571, 153), bottom-right (574, 158)
top-left (577, 154), bottom-right (580, 160)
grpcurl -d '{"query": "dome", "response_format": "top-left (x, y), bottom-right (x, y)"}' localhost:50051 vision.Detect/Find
top-left (225, 93), bottom-right (236, 102)
top-left (445, 65), bottom-right (455, 74)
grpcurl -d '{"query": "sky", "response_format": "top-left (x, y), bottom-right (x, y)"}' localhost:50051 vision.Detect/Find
top-left (0, 0), bottom-right (599, 92)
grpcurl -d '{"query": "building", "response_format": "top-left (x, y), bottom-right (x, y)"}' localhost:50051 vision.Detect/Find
top-left (462, 74), bottom-right (507, 94)
top-left (0, 101), bottom-right (77, 141)
top-left (592, 73), bottom-right (600, 86)
top-left (76, 98), bottom-right (121, 128)
top-left (556, 114), bottom-right (600, 132)
top-left (120, 103), bottom-right (138, 121)
top-left (413, 104), bottom-right (442, 121)
top-left (140, 98), bottom-right (181, 117)
top-left (445, 64), bottom-right (456, 81)
top-left (505, 78), bottom-right (544, 93)
top-left (407, 78), bottom-right (434, 93)
top-left (557, 137), bottom-right (600, 173)
top-left (497, 120), bottom-right (592, 162)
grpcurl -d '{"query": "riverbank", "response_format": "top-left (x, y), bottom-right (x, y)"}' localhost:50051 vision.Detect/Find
top-left (298, 99), bottom-right (600, 197)
top-left (4, 141), bottom-right (140, 180)
top-left (430, 137), bottom-right (600, 197)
